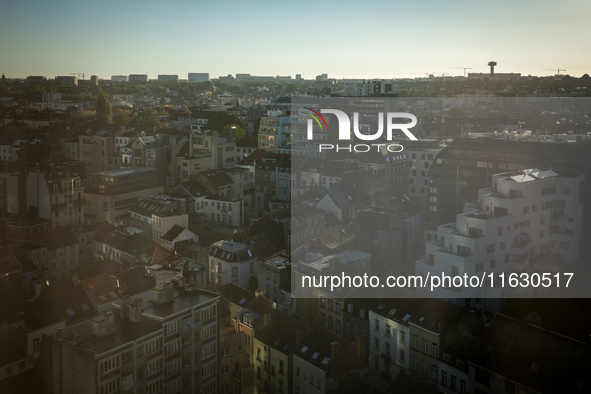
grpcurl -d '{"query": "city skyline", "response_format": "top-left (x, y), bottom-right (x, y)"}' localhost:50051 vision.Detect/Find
top-left (2, 0), bottom-right (591, 80)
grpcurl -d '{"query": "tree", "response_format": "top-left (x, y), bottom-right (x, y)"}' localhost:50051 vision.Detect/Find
top-left (206, 111), bottom-right (245, 133)
top-left (113, 109), bottom-right (131, 126)
top-left (96, 92), bottom-right (112, 123)
top-left (286, 83), bottom-right (299, 93)
top-left (222, 124), bottom-right (245, 139)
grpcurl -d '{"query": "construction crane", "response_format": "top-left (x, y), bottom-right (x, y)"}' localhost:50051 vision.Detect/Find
top-left (544, 68), bottom-right (566, 75)
top-left (70, 73), bottom-right (85, 79)
top-left (450, 67), bottom-right (472, 77)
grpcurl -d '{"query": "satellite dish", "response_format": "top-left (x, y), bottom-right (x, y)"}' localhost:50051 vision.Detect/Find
top-left (45, 280), bottom-right (50, 286)
top-left (273, 302), bottom-right (277, 309)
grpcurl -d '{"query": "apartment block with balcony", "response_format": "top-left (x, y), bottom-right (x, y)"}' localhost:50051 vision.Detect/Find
top-left (416, 168), bottom-right (584, 307)
top-left (38, 284), bottom-right (220, 394)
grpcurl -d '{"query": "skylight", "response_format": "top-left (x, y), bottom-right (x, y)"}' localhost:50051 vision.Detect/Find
top-left (80, 303), bottom-right (89, 312)
top-left (377, 304), bottom-right (385, 310)
top-left (301, 346), bottom-right (308, 353)
top-left (65, 308), bottom-right (75, 317)
top-left (312, 352), bottom-right (319, 359)
top-left (322, 357), bottom-right (330, 365)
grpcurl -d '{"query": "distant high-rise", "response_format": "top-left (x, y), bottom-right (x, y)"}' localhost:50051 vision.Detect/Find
top-left (90, 75), bottom-right (98, 85)
top-left (111, 75), bottom-right (128, 82)
top-left (158, 74), bottom-right (179, 82)
top-left (188, 73), bottom-right (210, 83)
top-left (55, 76), bottom-right (78, 85)
top-left (129, 74), bottom-right (148, 82)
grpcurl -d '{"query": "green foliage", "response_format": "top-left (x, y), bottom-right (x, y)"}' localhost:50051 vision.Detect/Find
top-left (286, 83), bottom-right (299, 93)
top-left (113, 109), bottom-right (132, 126)
top-left (206, 111), bottom-right (246, 133)
top-left (222, 124), bottom-right (245, 139)
top-left (96, 92), bottom-right (112, 123)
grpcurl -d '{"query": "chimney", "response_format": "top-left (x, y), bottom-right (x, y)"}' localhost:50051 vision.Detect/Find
top-left (92, 312), bottom-right (115, 337)
top-left (120, 295), bottom-right (131, 319)
top-left (153, 282), bottom-right (174, 305)
top-left (55, 329), bottom-right (64, 340)
top-left (255, 289), bottom-right (264, 298)
top-left (129, 297), bottom-right (143, 323)
top-left (71, 275), bottom-right (80, 286)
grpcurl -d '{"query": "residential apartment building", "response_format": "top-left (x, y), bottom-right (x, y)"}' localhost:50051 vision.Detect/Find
top-left (38, 284), bottom-right (220, 394)
top-left (257, 253), bottom-right (290, 306)
top-left (416, 168), bottom-right (584, 306)
top-left (404, 139), bottom-right (444, 209)
top-left (26, 171), bottom-right (85, 227)
top-left (84, 167), bottom-right (163, 224)
top-left (151, 210), bottom-right (188, 243)
top-left (26, 226), bottom-right (79, 284)
top-left (208, 240), bottom-right (256, 288)
top-left (292, 327), bottom-right (367, 394)
top-left (253, 314), bottom-right (306, 394)
top-left (196, 195), bottom-right (244, 227)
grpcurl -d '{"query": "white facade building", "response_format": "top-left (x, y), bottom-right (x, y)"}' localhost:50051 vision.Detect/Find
top-left (208, 240), bottom-right (257, 288)
top-left (416, 168), bottom-right (583, 307)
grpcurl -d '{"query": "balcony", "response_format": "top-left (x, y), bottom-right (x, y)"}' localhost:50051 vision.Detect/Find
top-left (73, 197), bottom-right (86, 205)
top-left (512, 239), bottom-right (531, 249)
top-left (51, 201), bottom-right (67, 210)
top-left (549, 225), bottom-right (574, 236)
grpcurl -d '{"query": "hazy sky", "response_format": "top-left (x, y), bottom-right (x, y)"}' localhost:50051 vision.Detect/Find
top-left (1, 0), bottom-right (590, 80)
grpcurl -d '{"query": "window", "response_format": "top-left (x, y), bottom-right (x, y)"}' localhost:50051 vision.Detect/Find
top-left (451, 375), bottom-right (457, 390)
top-left (498, 227), bottom-right (503, 236)
top-left (432, 365), bottom-right (437, 380)
top-left (374, 356), bottom-right (380, 369)
top-left (523, 206), bottom-right (529, 214)
top-left (413, 335), bottom-right (418, 348)
top-left (360, 310), bottom-right (365, 318)
top-left (321, 298), bottom-right (326, 307)
top-left (336, 303), bottom-right (341, 314)
top-left (385, 343), bottom-right (391, 356)
top-left (400, 349), bottom-right (405, 363)
top-left (375, 319), bottom-right (380, 331)
top-left (432, 343), bottom-right (438, 357)
top-left (347, 304), bottom-right (353, 313)
top-left (476, 262), bottom-right (484, 272)
top-left (400, 330), bottom-right (406, 343)
top-left (423, 339), bottom-right (428, 352)
top-left (328, 300), bottom-right (334, 311)
top-left (441, 371), bottom-right (448, 386)
top-left (561, 186), bottom-right (571, 194)
top-left (487, 244), bottom-right (496, 253)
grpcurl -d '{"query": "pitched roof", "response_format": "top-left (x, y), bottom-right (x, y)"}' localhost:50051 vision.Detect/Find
top-left (216, 283), bottom-right (256, 307)
top-left (34, 281), bottom-right (97, 326)
top-left (161, 225), bottom-right (188, 242)
top-left (256, 314), bottom-right (306, 354)
top-left (325, 181), bottom-right (370, 209)
top-left (129, 198), bottom-right (173, 218)
top-left (29, 227), bottom-right (78, 250)
top-left (469, 314), bottom-right (591, 393)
